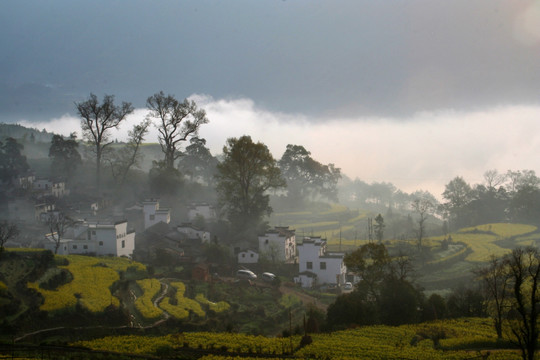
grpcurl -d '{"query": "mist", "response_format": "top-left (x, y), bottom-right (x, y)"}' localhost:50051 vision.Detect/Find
top-left (17, 96), bottom-right (540, 199)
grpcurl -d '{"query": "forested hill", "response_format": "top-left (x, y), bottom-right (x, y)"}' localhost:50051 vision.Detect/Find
top-left (0, 123), bottom-right (55, 143)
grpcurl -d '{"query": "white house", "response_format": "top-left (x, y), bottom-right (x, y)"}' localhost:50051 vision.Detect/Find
top-left (176, 223), bottom-right (211, 243)
top-left (7, 198), bottom-right (55, 222)
top-left (143, 200), bottom-right (170, 230)
top-left (295, 236), bottom-right (346, 288)
top-left (237, 248), bottom-right (259, 264)
top-left (15, 173), bottom-right (35, 190)
top-left (33, 178), bottom-right (69, 198)
top-left (44, 219), bottom-right (135, 257)
top-left (187, 203), bottom-right (217, 222)
top-left (258, 226), bottom-right (296, 264)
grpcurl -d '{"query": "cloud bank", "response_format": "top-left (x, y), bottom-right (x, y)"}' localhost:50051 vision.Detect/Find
top-left (19, 96), bottom-right (540, 199)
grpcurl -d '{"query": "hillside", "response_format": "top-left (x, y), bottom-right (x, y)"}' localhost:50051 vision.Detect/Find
top-left (0, 250), bottom-right (319, 342)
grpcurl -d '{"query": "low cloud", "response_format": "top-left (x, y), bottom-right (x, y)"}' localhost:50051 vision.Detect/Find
top-left (20, 95), bottom-right (540, 199)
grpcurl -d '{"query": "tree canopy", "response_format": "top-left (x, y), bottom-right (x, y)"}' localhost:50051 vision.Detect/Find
top-left (76, 93), bottom-right (134, 192)
top-left (215, 135), bottom-right (286, 237)
top-left (0, 137), bottom-right (29, 186)
top-left (49, 133), bottom-right (81, 180)
top-left (146, 91), bottom-right (208, 170)
top-left (279, 144), bottom-right (341, 203)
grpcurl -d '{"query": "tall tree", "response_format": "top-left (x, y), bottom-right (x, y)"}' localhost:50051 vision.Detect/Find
top-left (108, 119), bottom-right (151, 187)
top-left (0, 221), bottom-right (18, 255)
top-left (373, 214), bottom-right (385, 243)
top-left (146, 91), bottom-right (208, 170)
top-left (49, 133), bottom-right (81, 180)
top-left (506, 247), bottom-right (540, 360)
top-left (177, 137), bottom-right (218, 185)
top-left (344, 243), bottom-right (391, 302)
top-left (278, 144), bottom-right (341, 203)
top-left (0, 137), bottom-right (30, 186)
top-left (411, 198), bottom-right (434, 252)
top-left (508, 171), bottom-right (540, 223)
top-left (475, 255), bottom-right (511, 339)
top-left (215, 135), bottom-right (286, 235)
top-left (442, 176), bottom-right (472, 230)
top-left (46, 212), bottom-right (73, 255)
top-left (76, 93), bottom-right (134, 192)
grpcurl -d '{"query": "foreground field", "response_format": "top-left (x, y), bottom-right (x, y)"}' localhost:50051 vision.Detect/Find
top-left (73, 318), bottom-right (521, 359)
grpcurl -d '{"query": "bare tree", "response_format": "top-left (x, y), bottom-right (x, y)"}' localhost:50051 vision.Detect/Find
top-left (506, 247), bottom-right (540, 360)
top-left (76, 93), bottom-right (134, 192)
top-left (46, 213), bottom-right (73, 255)
top-left (483, 169), bottom-right (506, 190)
top-left (475, 255), bottom-right (511, 339)
top-left (0, 221), bottom-right (18, 254)
top-left (109, 119), bottom-right (151, 187)
top-left (411, 198), bottom-right (433, 251)
top-left (146, 91), bottom-right (208, 170)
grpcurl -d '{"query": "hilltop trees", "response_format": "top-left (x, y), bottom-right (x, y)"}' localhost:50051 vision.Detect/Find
top-left (279, 144), bottom-right (341, 204)
top-left (0, 137), bottom-right (29, 186)
top-left (442, 176), bottom-right (472, 230)
top-left (215, 136), bottom-right (286, 238)
top-left (146, 91), bottom-right (208, 170)
top-left (49, 133), bottom-right (81, 180)
top-left (177, 137), bottom-right (218, 185)
top-left (76, 93), bottom-right (134, 192)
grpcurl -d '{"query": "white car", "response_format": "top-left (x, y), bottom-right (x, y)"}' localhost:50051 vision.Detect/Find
top-left (236, 269), bottom-right (257, 280)
top-left (343, 282), bottom-right (353, 290)
top-left (261, 272), bottom-right (277, 282)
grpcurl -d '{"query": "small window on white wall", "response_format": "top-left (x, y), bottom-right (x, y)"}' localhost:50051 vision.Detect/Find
top-left (121, 240), bottom-right (125, 248)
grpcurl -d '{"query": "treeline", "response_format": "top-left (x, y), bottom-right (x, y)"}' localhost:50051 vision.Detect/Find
top-left (340, 169), bottom-right (540, 233)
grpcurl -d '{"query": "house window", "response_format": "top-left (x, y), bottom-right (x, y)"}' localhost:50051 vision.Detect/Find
top-left (320, 262), bottom-right (326, 270)
top-left (265, 239), bottom-right (269, 244)
top-left (92, 230), bottom-right (96, 235)
top-left (83, 245), bottom-right (88, 250)
top-left (250, 253), bottom-right (254, 257)
top-left (307, 261), bottom-right (312, 270)
top-left (99, 241), bottom-right (103, 246)
top-left (73, 245), bottom-right (77, 249)
top-left (150, 214), bottom-right (155, 221)
top-left (121, 240), bottom-right (125, 248)
top-left (242, 254), bottom-right (245, 258)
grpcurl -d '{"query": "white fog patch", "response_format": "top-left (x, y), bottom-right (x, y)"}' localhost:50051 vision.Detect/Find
top-left (34, 96), bottom-right (540, 199)
top-left (19, 114), bottom-right (81, 139)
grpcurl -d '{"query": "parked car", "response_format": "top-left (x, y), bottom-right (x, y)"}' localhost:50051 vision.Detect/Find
top-left (261, 272), bottom-right (276, 282)
top-left (343, 282), bottom-right (353, 291)
top-left (236, 269), bottom-right (257, 280)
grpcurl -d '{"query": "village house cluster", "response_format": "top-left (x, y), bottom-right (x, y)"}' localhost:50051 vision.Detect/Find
top-left (2, 174), bottom-right (347, 289)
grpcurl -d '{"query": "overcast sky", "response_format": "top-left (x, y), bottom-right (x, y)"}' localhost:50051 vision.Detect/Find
top-left (3, 1), bottom-right (540, 198)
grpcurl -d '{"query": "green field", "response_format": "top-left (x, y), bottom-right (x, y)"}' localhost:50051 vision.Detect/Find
top-left (72, 317), bottom-right (521, 359)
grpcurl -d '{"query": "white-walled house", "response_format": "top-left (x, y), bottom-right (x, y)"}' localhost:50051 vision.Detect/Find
top-left (237, 248), bottom-right (259, 264)
top-left (176, 223), bottom-right (211, 243)
top-left (258, 226), bottom-right (296, 264)
top-left (295, 236), bottom-right (346, 288)
top-left (187, 203), bottom-right (217, 222)
top-left (44, 219), bottom-right (135, 257)
top-left (143, 200), bottom-right (170, 230)
top-left (33, 178), bottom-right (69, 198)
top-left (7, 198), bottom-right (55, 223)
